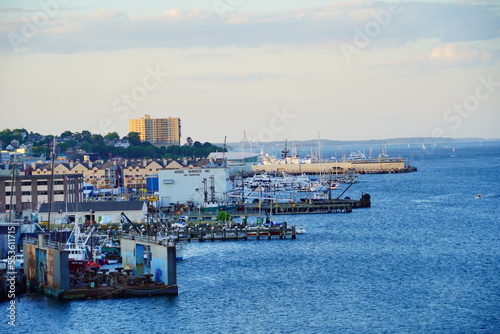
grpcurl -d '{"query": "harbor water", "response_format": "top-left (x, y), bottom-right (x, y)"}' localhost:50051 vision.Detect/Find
top-left (2, 142), bottom-right (500, 333)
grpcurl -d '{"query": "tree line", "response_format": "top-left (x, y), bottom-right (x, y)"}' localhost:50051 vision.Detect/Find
top-left (0, 128), bottom-right (225, 160)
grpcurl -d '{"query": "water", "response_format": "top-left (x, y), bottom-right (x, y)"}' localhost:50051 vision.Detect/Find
top-left (3, 142), bottom-right (500, 333)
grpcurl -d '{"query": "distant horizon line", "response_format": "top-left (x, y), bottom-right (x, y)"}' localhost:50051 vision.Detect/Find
top-left (218, 136), bottom-right (500, 145)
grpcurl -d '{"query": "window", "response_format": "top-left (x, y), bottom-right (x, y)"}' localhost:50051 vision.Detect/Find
top-left (22, 191), bottom-right (31, 195)
top-left (37, 181), bottom-right (48, 186)
top-left (21, 181), bottom-right (31, 186)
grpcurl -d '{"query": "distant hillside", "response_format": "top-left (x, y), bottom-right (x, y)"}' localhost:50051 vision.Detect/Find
top-left (220, 137), bottom-right (493, 151)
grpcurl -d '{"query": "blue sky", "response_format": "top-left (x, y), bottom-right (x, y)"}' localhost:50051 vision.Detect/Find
top-left (1, 0), bottom-right (499, 142)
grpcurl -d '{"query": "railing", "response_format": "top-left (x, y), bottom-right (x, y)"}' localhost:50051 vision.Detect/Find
top-left (23, 236), bottom-right (67, 250)
top-left (122, 234), bottom-right (176, 247)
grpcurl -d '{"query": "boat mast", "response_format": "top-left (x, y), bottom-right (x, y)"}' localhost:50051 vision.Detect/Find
top-left (281, 139), bottom-right (289, 164)
top-left (47, 136), bottom-right (56, 232)
top-left (7, 155), bottom-right (17, 224)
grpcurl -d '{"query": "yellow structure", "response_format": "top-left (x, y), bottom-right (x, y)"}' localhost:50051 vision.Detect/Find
top-left (129, 114), bottom-right (181, 147)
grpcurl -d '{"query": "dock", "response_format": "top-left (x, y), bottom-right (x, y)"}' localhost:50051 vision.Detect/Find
top-left (167, 222), bottom-right (297, 242)
top-left (23, 234), bottom-right (178, 300)
top-left (176, 197), bottom-right (370, 221)
top-left (239, 200), bottom-right (356, 214)
top-left (252, 158), bottom-right (417, 175)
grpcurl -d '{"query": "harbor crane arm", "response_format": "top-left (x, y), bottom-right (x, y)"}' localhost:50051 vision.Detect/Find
top-left (337, 181), bottom-right (355, 199)
top-left (120, 212), bottom-right (142, 235)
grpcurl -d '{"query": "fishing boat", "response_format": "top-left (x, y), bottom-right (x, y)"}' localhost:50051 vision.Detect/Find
top-left (65, 221), bottom-right (100, 274)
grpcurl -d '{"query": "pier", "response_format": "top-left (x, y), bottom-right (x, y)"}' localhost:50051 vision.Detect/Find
top-left (164, 196), bottom-right (370, 221)
top-left (168, 222), bottom-right (297, 242)
top-left (239, 199), bottom-right (359, 214)
top-left (252, 158), bottom-right (416, 175)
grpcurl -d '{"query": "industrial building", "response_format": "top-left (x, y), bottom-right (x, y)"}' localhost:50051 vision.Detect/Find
top-left (157, 167), bottom-right (231, 208)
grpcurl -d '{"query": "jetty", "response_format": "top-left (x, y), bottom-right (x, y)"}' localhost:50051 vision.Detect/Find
top-left (252, 157), bottom-right (416, 175)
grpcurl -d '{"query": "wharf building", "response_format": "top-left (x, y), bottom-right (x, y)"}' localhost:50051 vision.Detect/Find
top-left (129, 114), bottom-right (181, 147)
top-left (157, 160), bottom-right (230, 208)
top-left (0, 173), bottom-right (83, 214)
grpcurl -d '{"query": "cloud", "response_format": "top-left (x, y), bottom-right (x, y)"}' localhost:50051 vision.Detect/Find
top-left (374, 43), bottom-right (498, 75)
top-left (163, 8), bottom-right (183, 19)
top-left (430, 44), bottom-right (493, 63)
top-left (0, 1), bottom-right (499, 54)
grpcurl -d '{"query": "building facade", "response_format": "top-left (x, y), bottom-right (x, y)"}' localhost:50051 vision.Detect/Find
top-left (0, 174), bottom-right (83, 214)
top-left (129, 114), bottom-right (181, 147)
top-left (38, 201), bottom-right (147, 226)
top-left (157, 167), bottom-right (230, 207)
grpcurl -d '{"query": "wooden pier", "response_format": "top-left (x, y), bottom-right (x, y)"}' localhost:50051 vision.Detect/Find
top-left (241, 200), bottom-right (354, 215)
top-left (169, 222), bottom-right (297, 242)
top-left (175, 198), bottom-right (368, 221)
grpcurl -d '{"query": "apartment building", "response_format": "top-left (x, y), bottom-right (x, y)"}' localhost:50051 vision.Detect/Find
top-left (129, 114), bottom-right (181, 147)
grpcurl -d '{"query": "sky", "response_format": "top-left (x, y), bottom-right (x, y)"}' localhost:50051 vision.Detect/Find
top-left (0, 0), bottom-right (499, 143)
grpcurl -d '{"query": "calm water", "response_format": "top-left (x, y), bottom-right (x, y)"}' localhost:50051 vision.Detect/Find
top-left (2, 142), bottom-right (500, 334)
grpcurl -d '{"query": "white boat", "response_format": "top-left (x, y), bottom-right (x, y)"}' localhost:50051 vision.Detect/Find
top-left (295, 226), bottom-right (306, 234)
top-left (347, 151), bottom-right (367, 160)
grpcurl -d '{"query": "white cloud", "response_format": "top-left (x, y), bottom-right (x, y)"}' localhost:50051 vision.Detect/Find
top-left (430, 44), bottom-right (493, 63)
top-left (0, 1), bottom-right (499, 55)
top-left (163, 8), bottom-right (183, 19)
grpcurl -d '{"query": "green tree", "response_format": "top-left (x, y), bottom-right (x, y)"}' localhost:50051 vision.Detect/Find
top-left (60, 130), bottom-right (73, 138)
top-left (59, 139), bottom-right (78, 152)
top-left (80, 142), bottom-right (92, 152)
top-left (91, 134), bottom-right (104, 146)
top-left (105, 132), bottom-right (120, 141)
top-left (127, 132), bottom-right (141, 146)
top-left (31, 146), bottom-right (48, 157)
top-left (81, 130), bottom-right (92, 143)
top-left (217, 211), bottom-right (231, 222)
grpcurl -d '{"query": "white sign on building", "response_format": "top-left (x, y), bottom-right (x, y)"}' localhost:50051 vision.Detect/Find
top-left (158, 167), bottom-right (230, 206)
